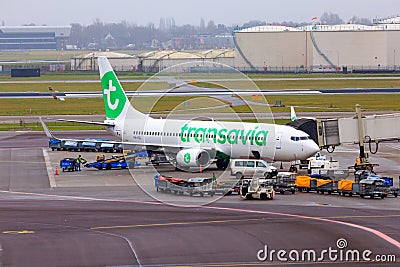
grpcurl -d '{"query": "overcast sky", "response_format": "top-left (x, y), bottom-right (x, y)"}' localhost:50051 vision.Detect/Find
top-left (1, 0), bottom-right (400, 26)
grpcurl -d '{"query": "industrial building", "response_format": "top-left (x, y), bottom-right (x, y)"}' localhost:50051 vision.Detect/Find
top-left (137, 49), bottom-right (235, 72)
top-left (71, 51), bottom-right (137, 71)
top-left (0, 26), bottom-right (71, 50)
top-left (71, 49), bottom-right (235, 72)
top-left (234, 16), bottom-right (400, 72)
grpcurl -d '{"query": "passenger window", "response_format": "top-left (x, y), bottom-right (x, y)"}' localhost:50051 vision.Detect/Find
top-left (246, 161), bottom-right (255, 167)
top-left (256, 161), bottom-right (266, 167)
top-left (235, 161), bottom-right (245, 167)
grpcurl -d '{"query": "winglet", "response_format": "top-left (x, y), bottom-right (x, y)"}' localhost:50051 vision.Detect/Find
top-left (39, 117), bottom-right (55, 139)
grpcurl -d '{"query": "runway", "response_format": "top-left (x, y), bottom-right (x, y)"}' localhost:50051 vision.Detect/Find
top-left (0, 131), bottom-right (398, 266)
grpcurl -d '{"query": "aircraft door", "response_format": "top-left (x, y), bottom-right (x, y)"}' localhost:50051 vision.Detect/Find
top-left (276, 132), bottom-right (282, 149)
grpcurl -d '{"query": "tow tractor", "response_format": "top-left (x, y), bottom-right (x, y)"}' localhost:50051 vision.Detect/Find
top-left (240, 177), bottom-right (275, 200)
top-left (359, 178), bottom-right (389, 199)
top-left (338, 173), bottom-right (391, 199)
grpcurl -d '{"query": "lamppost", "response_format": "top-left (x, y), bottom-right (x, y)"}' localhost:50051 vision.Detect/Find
top-left (394, 49), bottom-right (396, 70)
top-left (336, 50), bottom-right (340, 68)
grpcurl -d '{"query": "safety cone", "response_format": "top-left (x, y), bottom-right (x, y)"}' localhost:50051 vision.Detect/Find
top-left (55, 166), bottom-right (59, 175)
top-left (199, 165), bottom-right (202, 173)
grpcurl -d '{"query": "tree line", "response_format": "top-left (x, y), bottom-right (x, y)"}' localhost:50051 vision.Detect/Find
top-left (64, 13), bottom-right (372, 50)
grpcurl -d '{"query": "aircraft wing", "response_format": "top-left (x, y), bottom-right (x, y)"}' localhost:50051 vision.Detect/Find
top-left (39, 117), bottom-right (213, 150)
top-left (56, 119), bottom-right (115, 127)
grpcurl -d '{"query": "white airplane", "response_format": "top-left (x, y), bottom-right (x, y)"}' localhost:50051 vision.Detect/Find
top-left (42, 57), bottom-right (320, 171)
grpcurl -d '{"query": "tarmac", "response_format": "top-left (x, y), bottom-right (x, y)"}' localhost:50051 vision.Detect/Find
top-left (0, 131), bottom-right (398, 266)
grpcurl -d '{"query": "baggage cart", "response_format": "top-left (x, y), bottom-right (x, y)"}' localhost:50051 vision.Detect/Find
top-left (274, 172), bottom-right (297, 194)
top-left (316, 179), bottom-right (338, 194)
top-left (155, 175), bottom-right (215, 197)
top-left (295, 176), bottom-right (317, 192)
top-left (338, 180), bottom-right (359, 196)
top-left (60, 158), bottom-right (76, 172)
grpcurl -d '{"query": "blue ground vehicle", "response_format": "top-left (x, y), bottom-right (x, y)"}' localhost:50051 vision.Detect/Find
top-left (81, 140), bottom-right (97, 152)
top-left (85, 155), bottom-right (128, 170)
top-left (60, 158), bottom-right (76, 172)
top-left (49, 139), bottom-right (62, 151)
top-left (382, 177), bottom-right (399, 197)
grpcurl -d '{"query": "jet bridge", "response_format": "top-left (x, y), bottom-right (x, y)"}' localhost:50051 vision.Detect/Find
top-left (287, 105), bottom-right (400, 155)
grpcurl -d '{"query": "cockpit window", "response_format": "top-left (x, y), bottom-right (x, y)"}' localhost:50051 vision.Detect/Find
top-left (291, 136), bottom-right (309, 141)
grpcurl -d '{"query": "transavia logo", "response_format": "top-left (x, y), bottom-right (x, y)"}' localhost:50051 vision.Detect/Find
top-left (184, 153), bottom-right (191, 163)
top-left (105, 80), bottom-right (119, 110)
top-left (101, 71), bottom-right (126, 119)
top-left (180, 124), bottom-right (268, 146)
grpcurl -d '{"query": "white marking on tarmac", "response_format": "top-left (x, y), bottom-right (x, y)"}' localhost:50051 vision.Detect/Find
top-left (0, 190), bottom-right (399, 251)
top-left (42, 149), bottom-right (56, 188)
top-left (386, 144), bottom-right (400, 151)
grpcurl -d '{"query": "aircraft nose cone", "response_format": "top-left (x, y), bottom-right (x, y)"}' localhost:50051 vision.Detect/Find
top-left (305, 141), bottom-right (320, 158)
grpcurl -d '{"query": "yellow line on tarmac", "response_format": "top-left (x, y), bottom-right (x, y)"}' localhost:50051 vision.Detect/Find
top-left (90, 217), bottom-right (265, 230)
top-left (90, 214), bottom-right (400, 231)
top-left (2, 230), bottom-right (35, 235)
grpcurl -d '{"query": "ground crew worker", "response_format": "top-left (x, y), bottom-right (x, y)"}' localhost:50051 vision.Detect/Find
top-left (76, 155), bottom-right (84, 171)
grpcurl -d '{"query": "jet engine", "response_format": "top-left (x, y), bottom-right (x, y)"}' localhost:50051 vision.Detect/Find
top-left (176, 148), bottom-right (211, 169)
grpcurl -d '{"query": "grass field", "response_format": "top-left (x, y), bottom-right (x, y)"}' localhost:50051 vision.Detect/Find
top-left (0, 93), bottom-right (398, 117)
top-left (0, 121), bottom-right (103, 131)
top-left (2, 78), bottom-right (400, 93)
top-left (0, 81), bottom-right (170, 92)
top-left (0, 74), bottom-right (153, 81)
top-left (0, 50), bottom-right (399, 130)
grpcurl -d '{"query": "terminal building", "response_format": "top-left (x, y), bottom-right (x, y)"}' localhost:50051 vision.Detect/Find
top-left (234, 16), bottom-right (400, 72)
top-left (0, 26), bottom-right (71, 50)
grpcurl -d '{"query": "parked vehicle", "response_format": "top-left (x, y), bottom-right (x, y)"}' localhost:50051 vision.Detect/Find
top-left (60, 158), bottom-right (76, 172)
top-left (85, 155), bottom-right (128, 170)
top-left (230, 159), bottom-right (277, 179)
top-left (240, 178), bottom-right (275, 200)
top-left (359, 179), bottom-right (389, 199)
top-left (308, 158), bottom-right (339, 174)
top-left (338, 178), bottom-right (389, 199)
